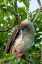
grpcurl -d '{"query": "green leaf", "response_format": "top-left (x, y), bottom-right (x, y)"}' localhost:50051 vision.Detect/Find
top-left (5, 0), bottom-right (9, 4)
top-left (0, 54), bottom-right (16, 62)
top-left (19, 0), bottom-right (30, 7)
top-left (10, 0), bottom-right (15, 3)
top-left (0, 0), bottom-right (4, 4)
top-left (7, 6), bottom-right (14, 12)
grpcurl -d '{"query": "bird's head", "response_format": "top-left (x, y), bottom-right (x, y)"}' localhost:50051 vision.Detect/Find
top-left (20, 19), bottom-right (34, 31)
top-left (20, 19), bottom-right (35, 39)
top-left (20, 19), bottom-right (28, 30)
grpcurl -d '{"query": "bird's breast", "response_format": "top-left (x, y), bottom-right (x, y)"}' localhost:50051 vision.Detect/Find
top-left (11, 31), bottom-right (34, 53)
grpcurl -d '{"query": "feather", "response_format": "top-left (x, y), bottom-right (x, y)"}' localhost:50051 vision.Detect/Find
top-left (5, 19), bottom-right (35, 55)
top-left (5, 25), bottom-right (20, 53)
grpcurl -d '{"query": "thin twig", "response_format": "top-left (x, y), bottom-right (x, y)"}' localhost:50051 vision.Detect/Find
top-left (32, 0), bottom-right (42, 24)
top-left (29, 8), bottom-right (39, 16)
top-left (14, 0), bottom-right (18, 24)
top-left (3, 55), bottom-right (36, 64)
top-left (0, 0), bottom-right (18, 32)
top-left (0, 25), bottom-right (14, 32)
top-left (0, 21), bottom-right (16, 32)
top-left (21, 55), bottom-right (36, 64)
top-left (33, 9), bottom-right (41, 24)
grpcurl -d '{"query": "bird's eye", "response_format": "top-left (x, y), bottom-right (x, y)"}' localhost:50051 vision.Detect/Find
top-left (22, 28), bottom-right (26, 31)
top-left (23, 28), bottom-right (25, 30)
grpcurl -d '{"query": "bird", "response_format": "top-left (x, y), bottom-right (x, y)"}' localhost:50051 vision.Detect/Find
top-left (5, 19), bottom-right (35, 57)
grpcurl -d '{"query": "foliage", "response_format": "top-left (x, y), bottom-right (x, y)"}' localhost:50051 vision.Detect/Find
top-left (0, 0), bottom-right (42, 64)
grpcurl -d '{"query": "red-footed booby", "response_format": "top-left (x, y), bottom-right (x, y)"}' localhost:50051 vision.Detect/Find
top-left (5, 19), bottom-right (35, 57)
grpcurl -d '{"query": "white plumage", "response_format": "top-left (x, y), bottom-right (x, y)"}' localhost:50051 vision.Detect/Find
top-left (10, 19), bottom-right (35, 54)
top-left (5, 19), bottom-right (35, 56)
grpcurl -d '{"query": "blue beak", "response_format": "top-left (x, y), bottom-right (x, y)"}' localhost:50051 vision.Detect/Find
top-left (22, 28), bottom-right (26, 39)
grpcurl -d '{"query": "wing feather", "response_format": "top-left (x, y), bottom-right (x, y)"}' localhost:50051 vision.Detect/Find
top-left (5, 25), bottom-right (20, 53)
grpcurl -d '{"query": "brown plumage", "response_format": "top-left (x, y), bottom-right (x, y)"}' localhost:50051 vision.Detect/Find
top-left (5, 25), bottom-right (20, 53)
top-left (5, 19), bottom-right (35, 56)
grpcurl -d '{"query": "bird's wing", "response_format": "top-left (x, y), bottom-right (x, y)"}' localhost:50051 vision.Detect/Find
top-left (5, 25), bottom-right (20, 53)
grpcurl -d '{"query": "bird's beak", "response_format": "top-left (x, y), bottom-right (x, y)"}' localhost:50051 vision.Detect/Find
top-left (22, 28), bottom-right (26, 39)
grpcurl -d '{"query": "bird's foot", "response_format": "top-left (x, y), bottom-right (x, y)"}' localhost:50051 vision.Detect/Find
top-left (14, 51), bottom-right (24, 57)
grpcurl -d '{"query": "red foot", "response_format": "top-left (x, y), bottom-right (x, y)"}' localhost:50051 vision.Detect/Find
top-left (14, 51), bottom-right (24, 57)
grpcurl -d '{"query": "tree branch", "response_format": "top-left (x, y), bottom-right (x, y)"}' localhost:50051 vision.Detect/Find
top-left (29, 8), bottom-right (39, 16)
top-left (32, 9), bottom-right (40, 24)
top-left (37, 0), bottom-right (41, 7)
top-left (21, 55), bottom-right (36, 64)
top-left (0, 0), bottom-right (18, 32)
top-left (14, 0), bottom-right (18, 24)
top-left (4, 55), bottom-right (35, 64)
top-left (32, 0), bottom-right (42, 24)
top-left (0, 25), bottom-right (14, 32)
top-left (3, 55), bottom-right (35, 64)
top-left (0, 20), bottom-right (17, 32)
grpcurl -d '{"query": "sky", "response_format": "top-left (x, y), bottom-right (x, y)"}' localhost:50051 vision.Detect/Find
top-left (17, 0), bottom-right (42, 12)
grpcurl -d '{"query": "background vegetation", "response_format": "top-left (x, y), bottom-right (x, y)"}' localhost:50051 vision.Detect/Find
top-left (0, 0), bottom-right (42, 64)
